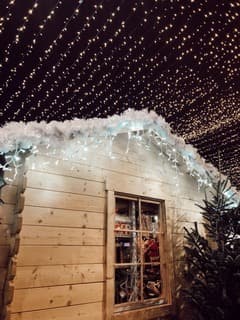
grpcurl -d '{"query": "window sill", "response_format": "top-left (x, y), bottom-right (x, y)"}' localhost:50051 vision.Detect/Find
top-left (113, 303), bottom-right (173, 320)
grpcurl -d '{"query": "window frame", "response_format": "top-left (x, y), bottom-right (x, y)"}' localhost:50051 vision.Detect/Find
top-left (106, 190), bottom-right (173, 320)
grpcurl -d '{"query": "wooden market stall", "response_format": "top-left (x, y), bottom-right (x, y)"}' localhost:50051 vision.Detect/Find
top-left (0, 111), bottom-right (217, 320)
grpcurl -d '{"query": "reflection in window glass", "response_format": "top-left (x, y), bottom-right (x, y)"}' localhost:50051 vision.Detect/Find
top-left (115, 232), bottom-right (141, 264)
top-left (143, 265), bottom-right (161, 300)
top-left (115, 267), bottom-right (141, 304)
top-left (114, 196), bottom-right (165, 308)
top-left (143, 236), bottom-right (160, 264)
top-left (115, 198), bottom-right (139, 230)
top-left (141, 202), bottom-right (159, 232)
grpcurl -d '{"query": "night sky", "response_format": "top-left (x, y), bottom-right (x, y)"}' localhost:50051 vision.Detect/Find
top-left (0, 0), bottom-right (239, 189)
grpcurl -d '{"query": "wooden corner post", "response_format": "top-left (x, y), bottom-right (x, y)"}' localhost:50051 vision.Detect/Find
top-left (106, 189), bottom-right (115, 320)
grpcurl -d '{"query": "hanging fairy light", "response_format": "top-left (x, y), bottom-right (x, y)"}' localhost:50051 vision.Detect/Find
top-left (51, 3), bottom-right (144, 119)
top-left (0, 110), bottom-right (238, 202)
top-left (0, 0), bottom-right (16, 36)
top-left (29, 2), bottom-right (125, 119)
top-left (0, 110), bottom-right (206, 184)
top-left (0, 0), bottom-right (64, 96)
top-left (22, 1), bottom-right (108, 119)
top-left (0, 0), bottom-right (78, 111)
top-left (0, 146), bottom-right (27, 182)
top-left (0, 0), bottom-right (239, 189)
top-left (0, 1), bottom-right (39, 73)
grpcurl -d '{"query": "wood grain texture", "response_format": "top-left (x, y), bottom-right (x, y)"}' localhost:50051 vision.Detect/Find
top-left (22, 206), bottom-right (104, 229)
top-left (0, 205), bottom-right (15, 224)
top-left (106, 190), bottom-right (115, 320)
top-left (7, 257), bottom-right (17, 280)
top-left (165, 197), bottom-right (203, 212)
top-left (0, 246), bottom-right (10, 267)
top-left (12, 214), bottom-right (23, 234)
top-left (113, 304), bottom-right (173, 320)
top-left (26, 154), bottom-right (104, 182)
top-left (14, 264), bottom-right (104, 289)
top-left (20, 225), bottom-right (104, 246)
top-left (11, 302), bottom-right (103, 320)
top-left (17, 245), bottom-right (104, 266)
top-left (11, 282), bottom-right (103, 312)
top-left (24, 188), bottom-right (105, 212)
top-left (106, 171), bottom-right (173, 200)
top-left (0, 268), bottom-right (7, 288)
top-left (0, 224), bottom-right (11, 245)
top-left (3, 280), bottom-right (14, 305)
top-left (0, 185), bottom-right (18, 205)
top-left (26, 170), bottom-right (105, 197)
top-left (10, 136), bottom-right (207, 320)
top-left (31, 144), bottom-right (203, 200)
top-left (9, 235), bottom-right (20, 256)
top-left (15, 194), bottom-right (25, 214)
top-left (1, 305), bottom-right (11, 320)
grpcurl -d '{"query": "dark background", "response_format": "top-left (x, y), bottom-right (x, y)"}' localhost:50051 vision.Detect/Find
top-left (0, 0), bottom-right (239, 189)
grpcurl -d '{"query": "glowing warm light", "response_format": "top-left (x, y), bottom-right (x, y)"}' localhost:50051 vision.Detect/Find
top-left (0, 0), bottom-right (238, 190)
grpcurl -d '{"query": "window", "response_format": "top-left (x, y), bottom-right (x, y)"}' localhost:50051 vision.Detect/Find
top-left (113, 194), bottom-right (168, 312)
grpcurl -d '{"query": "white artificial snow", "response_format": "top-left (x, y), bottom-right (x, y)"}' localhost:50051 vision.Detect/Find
top-left (0, 109), bottom-right (238, 200)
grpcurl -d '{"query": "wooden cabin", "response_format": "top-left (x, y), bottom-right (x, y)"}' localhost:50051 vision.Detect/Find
top-left (0, 111), bottom-right (218, 320)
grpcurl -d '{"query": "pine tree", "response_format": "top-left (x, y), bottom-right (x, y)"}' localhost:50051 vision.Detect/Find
top-left (182, 179), bottom-right (240, 320)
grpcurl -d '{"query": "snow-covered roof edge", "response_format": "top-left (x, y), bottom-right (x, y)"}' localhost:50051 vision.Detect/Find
top-left (0, 109), bottom-right (239, 201)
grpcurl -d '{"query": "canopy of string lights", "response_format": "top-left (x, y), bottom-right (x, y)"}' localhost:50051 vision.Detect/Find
top-left (0, 0), bottom-right (239, 190)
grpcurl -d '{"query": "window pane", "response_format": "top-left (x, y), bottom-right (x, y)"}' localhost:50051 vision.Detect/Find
top-left (143, 265), bottom-right (162, 300)
top-left (114, 196), bottom-right (166, 309)
top-left (141, 202), bottom-right (159, 232)
top-left (115, 232), bottom-right (141, 263)
top-left (115, 198), bottom-right (139, 230)
top-left (143, 235), bottom-right (160, 263)
top-left (115, 266), bottom-right (141, 304)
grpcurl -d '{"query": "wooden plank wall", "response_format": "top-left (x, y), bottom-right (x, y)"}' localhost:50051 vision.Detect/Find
top-left (10, 134), bottom-right (206, 320)
top-left (0, 183), bottom-right (18, 270)
top-left (0, 185), bottom-right (17, 317)
top-left (11, 160), bottom-right (106, 320)
top-left (0, 163), bottom-right (26, 320)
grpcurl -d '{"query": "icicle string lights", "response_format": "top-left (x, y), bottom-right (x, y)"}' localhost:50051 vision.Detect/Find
top-left (0, 109), bottom-right (238, 200)
top-left (0, 145), bottom-right (27, 182)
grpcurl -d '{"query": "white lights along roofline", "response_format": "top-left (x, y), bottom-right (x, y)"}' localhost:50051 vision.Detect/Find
top-left (0, 109), bottom-right (239, 202)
